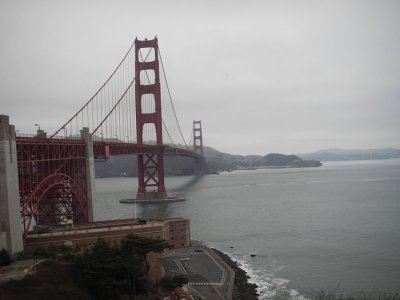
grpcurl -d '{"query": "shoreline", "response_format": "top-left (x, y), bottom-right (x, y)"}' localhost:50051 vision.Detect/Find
top-left (211, 248), bottom-right (259, 300)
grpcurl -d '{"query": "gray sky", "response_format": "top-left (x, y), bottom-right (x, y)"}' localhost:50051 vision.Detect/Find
top-left (1, 0), bottom-right (399, 155)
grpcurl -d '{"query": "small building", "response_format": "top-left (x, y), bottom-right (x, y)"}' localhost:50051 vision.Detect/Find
top-left (24, 218), bottom-right (190, 253)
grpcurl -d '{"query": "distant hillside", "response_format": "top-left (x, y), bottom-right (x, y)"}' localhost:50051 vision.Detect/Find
top-left (203, 146), bottom-right (264, 171)
top-left (94, 146), bottom-right (322, 177)
top-left (298, 148), bottom-right (400, 161)
top-left (263, 153), bottom-right (321, 167)
top-left (204, 147), bottom-right (321, 171)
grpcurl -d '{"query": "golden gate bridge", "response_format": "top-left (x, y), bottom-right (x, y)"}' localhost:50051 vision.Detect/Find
top-left (0, 37), bottom-right (206, 252)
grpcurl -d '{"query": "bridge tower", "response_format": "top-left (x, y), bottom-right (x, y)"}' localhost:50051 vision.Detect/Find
top-left (135, 38), bottom-right (167, 200)
top-left (193, 120), bottom-right (205, 174)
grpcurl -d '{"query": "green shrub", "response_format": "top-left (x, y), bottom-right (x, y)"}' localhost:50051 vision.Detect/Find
top-left (33, 246), bottom-right (48, 258)
top-left (159, 275), bottom-right (175, 289)
top-left (47, 244), bottom-right (58, 258)
top-left (172, 274), bottom-right (189, 286)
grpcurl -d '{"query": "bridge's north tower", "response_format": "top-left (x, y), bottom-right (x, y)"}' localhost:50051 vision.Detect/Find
top-left (135, 38), bottom-right (166, 199)
top-left (193, 120), bottom-right (205, 174)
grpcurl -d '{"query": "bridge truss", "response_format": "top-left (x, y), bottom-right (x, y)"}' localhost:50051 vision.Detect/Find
top-left (17, 138), bottom-right (88, 238)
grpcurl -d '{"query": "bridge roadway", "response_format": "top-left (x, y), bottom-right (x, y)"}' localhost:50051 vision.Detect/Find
top-left (92, 141), bottom-right (202, 159)
top-left (158, 246), bottom-right (235, 300)
top-left (15, 137), bottom-right (202, 160)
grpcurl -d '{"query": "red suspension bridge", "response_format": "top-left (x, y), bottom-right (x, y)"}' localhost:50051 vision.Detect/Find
top-left (0, 37), bottom-right (206, 247)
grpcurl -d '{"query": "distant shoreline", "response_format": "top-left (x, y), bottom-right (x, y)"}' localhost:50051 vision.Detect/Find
top-left (251, 164), bottom-right (322, 169)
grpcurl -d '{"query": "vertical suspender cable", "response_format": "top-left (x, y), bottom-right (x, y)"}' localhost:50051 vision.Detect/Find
top-left (158, 47), bottom-right (189, 149)
top-left (50, 41), bottom-right (135, 138)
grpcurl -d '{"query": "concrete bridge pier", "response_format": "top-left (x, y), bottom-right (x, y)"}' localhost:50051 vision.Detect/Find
top-left (0, 115), bottom-right (23, 255)
top-left (80, 127), bottom-right (95, 222)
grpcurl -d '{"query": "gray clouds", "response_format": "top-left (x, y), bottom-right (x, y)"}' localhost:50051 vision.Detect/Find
top-left (1, 0), bottom-right (399, 154)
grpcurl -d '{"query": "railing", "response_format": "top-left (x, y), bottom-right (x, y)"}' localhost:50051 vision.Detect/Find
top-left (16, 133), bottom-right (82, 141)
top-left (15, 135), bottom-right (202, 160)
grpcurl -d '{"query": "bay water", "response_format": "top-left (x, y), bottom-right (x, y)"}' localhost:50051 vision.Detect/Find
top-left (94, 159), bottom-right (400, 299)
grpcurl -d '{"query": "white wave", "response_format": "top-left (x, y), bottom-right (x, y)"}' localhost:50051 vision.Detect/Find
top-left (228, 252), bottom-right (309, 300)
top-left (356, 177), bottom-right (399, 182)
top-left (304, 177), bottom-right (399, 185)
top-left (290, 289), bottom-right (309, 300)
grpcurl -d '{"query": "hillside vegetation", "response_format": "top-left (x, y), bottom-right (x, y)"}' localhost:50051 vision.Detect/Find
top-left (0, 235), bottom-right (170, 300)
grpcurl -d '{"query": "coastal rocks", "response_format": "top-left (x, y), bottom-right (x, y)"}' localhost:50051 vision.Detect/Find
top-left (211, 248), bottom-right (259, 300)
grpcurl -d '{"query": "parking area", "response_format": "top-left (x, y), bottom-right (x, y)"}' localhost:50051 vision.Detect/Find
top-left (158, 247), bottom-right (234, 299)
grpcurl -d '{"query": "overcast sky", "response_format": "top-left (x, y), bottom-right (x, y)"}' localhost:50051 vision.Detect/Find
top-left (1, 0), bottom-right (399, 155)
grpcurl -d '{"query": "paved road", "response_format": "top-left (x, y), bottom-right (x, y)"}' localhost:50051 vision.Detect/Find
top-left (158, 247), bottom-right (234, 300)
top-left (0, 259), bottom-right (46, 283)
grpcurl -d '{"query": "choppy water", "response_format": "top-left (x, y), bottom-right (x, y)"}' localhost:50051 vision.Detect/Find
top-left (95, 159), bottom-right (400, 299)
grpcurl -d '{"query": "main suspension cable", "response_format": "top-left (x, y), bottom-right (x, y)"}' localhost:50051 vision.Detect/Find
top-left (92, 42), bottom-right (156, 135)
top-left (51, 41), bottom-right (136, 138)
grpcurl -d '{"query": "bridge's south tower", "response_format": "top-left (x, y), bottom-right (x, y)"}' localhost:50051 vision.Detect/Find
top-left (135, 38), bottom-right (166, 199)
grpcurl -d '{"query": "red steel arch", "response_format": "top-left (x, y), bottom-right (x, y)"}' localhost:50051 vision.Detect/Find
top-left (21, 173), bottom-right (88, 238)
top-left (17, 137), bottom-right (89, 239)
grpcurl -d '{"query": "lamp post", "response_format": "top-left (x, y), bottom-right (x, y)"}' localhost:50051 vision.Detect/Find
top-left (100, 132), bottom-right (103, 141)
top-left (34, 123), bottom-right (40, 131)
top-left (126, 136), bottom-right (129, 143)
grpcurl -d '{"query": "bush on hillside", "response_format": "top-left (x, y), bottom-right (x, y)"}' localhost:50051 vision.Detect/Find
top-left (173, 274), bottom-right (189, 286)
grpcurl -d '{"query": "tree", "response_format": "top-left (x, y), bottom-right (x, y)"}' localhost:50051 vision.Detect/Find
top-left (73, 237), bottom-right (161, 300)
top-left (33, 246), bottom-right (48, 258)
top-left (73, 239), bottom-right (139, 299)
top-left (160, 274), bottom-right (189, 289)
top-left (159, 275), bottom-right (175, 289)
top-left (0, 248), bottom-right (12, 266)
top-left (120, 234), bottom-right (169, 256)
top-left (72, 236), bottom-right (169, 299)
top-left (172, 274), bottom-right (189, 286)
top-left (120, 235), bottom-right (169, 297)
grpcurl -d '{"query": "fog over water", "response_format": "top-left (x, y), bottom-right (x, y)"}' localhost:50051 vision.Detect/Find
top-left (95, 159), bottom-right (400, 299)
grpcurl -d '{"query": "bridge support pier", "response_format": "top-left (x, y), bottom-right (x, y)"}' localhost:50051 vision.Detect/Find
top-left (0, 115), bottom-right (23, 255)
top-left (81, 127), bottom-right (95, 222)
